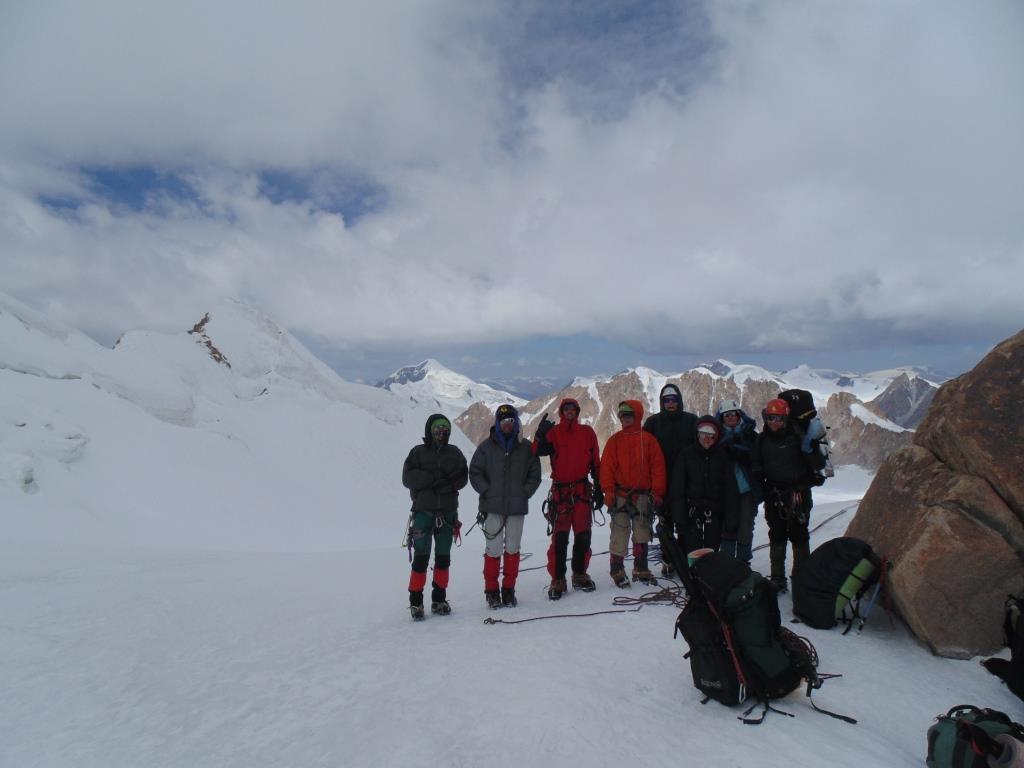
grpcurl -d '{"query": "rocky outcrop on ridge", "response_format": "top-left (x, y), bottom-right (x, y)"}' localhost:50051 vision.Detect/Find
top-left (846, 329), bottom-right (1024, 657)
top-left (865, 373), bottom-right (938, 428)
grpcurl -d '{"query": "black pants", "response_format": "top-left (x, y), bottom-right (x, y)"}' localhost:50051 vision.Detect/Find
top-left (764, 487), bottom-right (812, 546)
top-left (680, 514), bottom-right (723, 555)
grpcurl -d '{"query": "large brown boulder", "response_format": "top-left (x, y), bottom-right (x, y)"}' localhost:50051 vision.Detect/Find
top-left (847, 329), bottom-right (1024, 657)
top-left (915, 334), bottom-right (1024, 528)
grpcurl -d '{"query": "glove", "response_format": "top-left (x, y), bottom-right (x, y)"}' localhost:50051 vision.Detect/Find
top-left (476, 509), bottom-right (487, 526)
top-left (536, 413), bottom-right (555, 440)
top-left (592, 485), bottom-right (605, 510)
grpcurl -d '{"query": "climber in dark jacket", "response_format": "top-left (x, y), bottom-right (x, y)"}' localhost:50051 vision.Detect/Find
top-left (402, 413), bottom-right (469, 619)
top-left (643, 383), bottom-right (698, 576)
top-left (470, 404), bottom-right (542, 609)
top-left (669, 416), bottom-right (737, 555)
top-left (751, 398), bottom-right (827, 593)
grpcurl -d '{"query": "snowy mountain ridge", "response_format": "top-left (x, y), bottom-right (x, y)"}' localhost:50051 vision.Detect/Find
top-left (376, 358), bottom-right (525, 417)
top-left (0, 292), bottom-right (470, 551)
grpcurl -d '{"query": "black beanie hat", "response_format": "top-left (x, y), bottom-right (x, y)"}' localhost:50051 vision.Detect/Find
top-left (496, 404), bottom-right (518, 421)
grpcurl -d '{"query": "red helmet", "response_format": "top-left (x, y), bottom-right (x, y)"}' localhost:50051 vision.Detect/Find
top-left (764, 399), bottom-right (790, 417)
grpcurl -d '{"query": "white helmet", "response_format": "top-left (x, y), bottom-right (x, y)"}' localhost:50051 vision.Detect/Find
top-left (718, 399), bottom-right (742, 415)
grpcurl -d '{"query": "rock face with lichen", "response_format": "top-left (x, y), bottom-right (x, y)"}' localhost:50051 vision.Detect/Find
top-left (847, 329), bottom-right (1024, 658)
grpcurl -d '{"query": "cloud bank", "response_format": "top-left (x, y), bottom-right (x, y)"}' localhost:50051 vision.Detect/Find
top-left (1, 0), bottom-right (1021, 361)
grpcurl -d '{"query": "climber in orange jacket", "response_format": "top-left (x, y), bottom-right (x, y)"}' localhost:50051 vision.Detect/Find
top-left (601, 399), bottom-right (667, 587)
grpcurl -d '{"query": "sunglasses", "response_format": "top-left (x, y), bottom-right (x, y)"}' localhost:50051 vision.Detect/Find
top-left (618, 411), bottom-right (635, 419)
top-left (722, 411), bottom-right (740, 420)
top-left (698, 430), bottom-right (717, 439)
top-left (431, 426), bottom-right (450, 433)
top-left (662, 396), bottom-right (680, 404)
top-left (500, 417), bottom-right (516, 425)
top-left (766, 414), bottom-right (786, 423)
top-left (561, 405), bottom-right (579, 413)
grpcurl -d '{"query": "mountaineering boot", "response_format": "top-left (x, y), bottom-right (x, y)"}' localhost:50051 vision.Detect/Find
top-left (548, 578), bottom-right (567, 601)
top-left (501, 586), bottom-right (517, 607)
top-left (631, 543), bottom-right (655, 585)
top-left (485, 590), bottom-right (502, 610)
top-left (791, 540), bottom-right (810, 580)
top-left (769, 542), bottom-right (789, 594)
top-left (409, 589), bottom-right (425, 621)
top-left (571, 572), bottom-right (596, 592)
top-left (632, 568), bottom-right (657, 586)
top-left (610, 555), bottom-right (630, 588)
top-left (431, 600), bottom-right (451, 615)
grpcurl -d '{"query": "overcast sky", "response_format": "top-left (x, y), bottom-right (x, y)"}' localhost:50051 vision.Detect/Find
top-left (1, 1), bottom-right (1021, 385)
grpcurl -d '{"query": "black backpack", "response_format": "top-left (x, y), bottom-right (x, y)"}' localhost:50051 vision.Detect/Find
top-left (777, 389), bottom-right (834, 485)
top-left (664, 534), bottom-right (855, 724)
top-left (791, 537), bottom-right (886, 632)
top-left (777, 388), bottom-right (817, 422)
top-left (926, 705), bottom-right (1024, 768)
top-left (982, 594), bottom-right (1024, 703)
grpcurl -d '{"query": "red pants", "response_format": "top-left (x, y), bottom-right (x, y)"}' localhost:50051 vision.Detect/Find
top-left (546, 498), bottom-right (592, 579)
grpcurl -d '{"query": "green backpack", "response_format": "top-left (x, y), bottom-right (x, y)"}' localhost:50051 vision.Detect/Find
top-left (688, 551), bottom-right (855, 724)
top-left (926, 705), bottom-right (1024, 768)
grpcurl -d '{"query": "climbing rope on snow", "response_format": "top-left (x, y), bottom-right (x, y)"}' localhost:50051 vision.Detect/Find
top-left (483, 605), bottom-right (645, 625)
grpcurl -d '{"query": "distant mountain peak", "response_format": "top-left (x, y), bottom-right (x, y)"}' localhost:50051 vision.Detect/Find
top-left (376, 359), bottom-right (524, 416)
top-left (697, 360), bottom-right (734, 377)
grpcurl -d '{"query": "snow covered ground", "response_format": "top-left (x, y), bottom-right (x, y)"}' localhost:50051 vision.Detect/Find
top-left (1, 294), bottom-right (1018, 767)
top-left (2, 466), bottom-right (1019, 768)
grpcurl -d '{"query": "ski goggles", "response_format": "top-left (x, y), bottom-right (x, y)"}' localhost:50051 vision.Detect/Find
top-left (697, 427), bottom-right (718, 439)
top-left (661, 395), bottom-right (680, 405)
top-left (499, 417), bottom-right (516, 426)
top-left (720, 410), bottom-right (740, 420)
top-left (766, 414), bottom-right (786, 423)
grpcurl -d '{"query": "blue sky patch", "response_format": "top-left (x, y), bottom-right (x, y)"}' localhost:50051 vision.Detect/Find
top-left (258, 170), bottom-right (388, 226)
top-left (82, 166), bottom-right (195, 212)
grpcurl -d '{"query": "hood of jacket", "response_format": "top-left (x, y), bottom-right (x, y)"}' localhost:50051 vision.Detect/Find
top-left (490, 405), bottom-right (521, 452)
top-left (618, 399), bottom-right (645, 433)
top-left (422, 413), bottom-right (451, 445)
top-left (558, 397), bottom-right (581, 426)
top-left (658, 383), bottom-right (684, 414)
top-left (716, 407), bottom-right (757, 433)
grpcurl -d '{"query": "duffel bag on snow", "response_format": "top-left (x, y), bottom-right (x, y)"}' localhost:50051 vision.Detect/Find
top-left (791, 537), bottom-right (885, 632)
top-left (926, 705), bottom-right (1024, 768)
top-left (982, 594), bottom-right (1024, 703)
